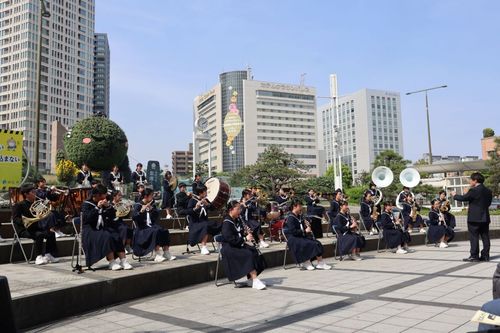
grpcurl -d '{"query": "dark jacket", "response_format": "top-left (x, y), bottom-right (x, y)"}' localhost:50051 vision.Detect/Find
top-left (174, 191), bottom-right (190, 216)
top-left (12, 199), bottom-right (33, 234)
top-left (453, 184), bottom-right (493, 223)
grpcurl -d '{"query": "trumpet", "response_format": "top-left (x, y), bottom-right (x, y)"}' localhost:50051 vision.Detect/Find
top-left (50, 186), bottom-right (69, 196)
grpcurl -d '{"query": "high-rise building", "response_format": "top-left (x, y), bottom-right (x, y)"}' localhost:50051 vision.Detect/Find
top-left (93, 32), bottom-right (109, 117)
top-left (172, 143), bottom-right (193, 176)
top-left (0, 0), bottom-right (95, 172)
top-left (319, 89), bottom-right (404, 181)
top-left (193, 70), bottom-right (320, 175)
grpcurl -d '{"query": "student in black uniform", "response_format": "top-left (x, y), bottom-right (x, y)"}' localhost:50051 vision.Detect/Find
top-left (134, 184), bottom-right (145, 203)
top-left (328, 189), bottom-right (343, 226)
top-left (401, 195), bottom-right (426, 233)
top-left (428, 199), bottom-right (455, 248)
top-left (221, 200), bottom-right (266, 290)
top-left (174, 183), bottom-right (191, 216)
top-left (108, 165), bottom-right (123, 191)
top-left (111, 190), bottom-right (133, 254)
top-left (81, 184), bottom-right (132, 270)
top-left (438, 190), bottom-right (456, 229)
top-left (132, 188), bottom-right (175, 262)
top-left (360, 191), bottom-right (378, 235)
top-left (284, 199), bottom-right (331, 270)
top-left (304, 189), bottom-right (325, 239)
top-left (332, 201), bottom-right (365, 260)
top-left (12, 184), bottom-right (60, 265)
top-left (187, 185), bottom-right (222, 255)
top-left (241, 189), bottom-right (269, 248)
top-left (76, 163), bottom-right (93, 188)
top-left (380, 201), bottom-right (411, 254)
top-left (161, 171), bottom-right (175, 219)
top-left (35, 177), bottom-right (66, 237)
top-left (191, 174), bottom-right (203, 195)
top-left (131, 163), bottom-right (147, 192)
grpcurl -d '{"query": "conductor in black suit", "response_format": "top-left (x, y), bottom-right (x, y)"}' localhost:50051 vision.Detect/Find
top-left (452, 172), bottom-right (493, 262)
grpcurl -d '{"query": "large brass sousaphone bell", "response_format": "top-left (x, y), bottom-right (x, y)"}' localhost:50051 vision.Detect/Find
top-left (371, 166), bottom-right (394, 205)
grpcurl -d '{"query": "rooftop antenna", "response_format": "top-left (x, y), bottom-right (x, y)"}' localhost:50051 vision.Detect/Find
top-left (300, 73), bottom-right (307, 87)
top-left (247, 65), bottom-right (253, 80)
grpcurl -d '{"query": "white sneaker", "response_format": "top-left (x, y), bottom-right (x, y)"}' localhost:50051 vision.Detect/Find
top-left (439, 242), bottom-right (448, 248)
top-left (371, 229), bottom-right (378, 235)
top-left (163, 250), bottom-right (176, 261)
top-left (0, 236), bottom-right (6, 243)
top-left (35, 255), bottom-right (48, 265)
top-left (125, 245), bottom-right (133, 254)
top-left (200, 246), bottom-right (210, 255)
top-left (259, 240), bottom-right (269, 248)
top-left (396, 248), bottom-right (408, 254)
top-left (185, 226), bottom-right (189, 231)
top-left (166, 214), bottom-right (173, 219)
top-left (316, 261), bottom-right (332, 270)
top-left (44, 253), bottom-right (59, 263)
top-left (121, 258), bottom-right (133, 270)
top-left (252, 278), bottom-right (266, 290)
top-left (302, 261), bottom-right (315, 270)
top-left (369, 231), bottom-right (373, 236)
top-left (420, 228), bottom-right (426, 233)
top-left (54, 230), bottom-right (67, 238)
top-left (154, 254), bottom-right (166, 262)
top-left (355, 254), bottom-right (363, 261)
top-left (347, 254), bottom-right (356, 261)
top-left (108, 260), bottom-right (122, 270)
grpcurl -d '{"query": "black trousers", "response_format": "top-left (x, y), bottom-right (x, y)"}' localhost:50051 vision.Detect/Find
top-left (23, 227), bottom-right (57, 257)
top-left (467, 222), bottom-right (490, 258)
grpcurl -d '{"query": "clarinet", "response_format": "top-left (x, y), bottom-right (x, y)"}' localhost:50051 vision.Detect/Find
top-left (303, 217), bottom-right (316, 240)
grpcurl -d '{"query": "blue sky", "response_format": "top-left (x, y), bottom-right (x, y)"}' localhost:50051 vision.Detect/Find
top-left (95, 0), bottom-right (500, 169)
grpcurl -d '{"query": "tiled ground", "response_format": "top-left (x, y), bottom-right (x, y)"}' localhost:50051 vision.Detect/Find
top-left (24, 238), bottom-right (500, 333)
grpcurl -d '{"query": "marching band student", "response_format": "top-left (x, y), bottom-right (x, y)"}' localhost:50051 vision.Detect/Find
top-left (380, 201), bottom-right (411, 254)
top-left (13, 184), bottom-right (59, 265)
top-left (222, 200), bottom-right (266, 290)
top-left (131, 163), bottom-right (147, 192)
top-left (328, 189), bottom-right (343, 226)
top-left (428, 199), bottom-right (455, 248)
top-left (132, 188), bottom-right (175, 262)
top-left (367, 182), bottom-right (377, 197)
top-left (161, 171), bottom-right (175, 219)
top-left (438, 190), bottom-right (456, 229)
top-left (191, 174), bottom-right (203, 195)
top-left (274, 188), bottom-right (289, 205)
top-left (360, 191), bottom-right (377, 235)
top-left (305, 189), bottom-right (325, 238)
top-left (134, 184), bottom-right (145, 203)
top-left (401, 195), bottom-right (426, 233)
top-left (174, 183), bottom-right (191, 216)
top-left (81, 184), bottom-right (132, 270)
top-left (108, 165), bottom-right (123, 191)
top-left (76, 163), bottom-right (93, 188)
top-left (332, 201), bottom-right (365, 260)
top-left (284, 199), bottom-right (331, 270)
top-left (187, 185), bottom-right (222, 255)
top-left (35, 177), bottom-right (66, 237)
top-left (111, 190), bottom-right (133, 254)
top-left (240, 189), bottom-right (269, 248)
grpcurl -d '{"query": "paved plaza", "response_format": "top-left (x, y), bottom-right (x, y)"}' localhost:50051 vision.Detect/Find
top-left (23, 238), bottom-right (499, 333)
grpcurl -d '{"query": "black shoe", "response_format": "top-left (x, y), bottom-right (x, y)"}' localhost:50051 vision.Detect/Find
top-left (479, 256), bottom-right (490, 262)
top-left (463, 257), bottom-right (480, 262)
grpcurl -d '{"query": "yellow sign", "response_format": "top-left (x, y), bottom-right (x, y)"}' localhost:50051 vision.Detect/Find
top-left (0, 129), bottom-right (23, 190)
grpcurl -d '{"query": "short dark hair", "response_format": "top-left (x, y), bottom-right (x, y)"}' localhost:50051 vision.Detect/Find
top-left (470, 172), bottom-right (485, 183)
top-left (36, 177), bottom-right (46, 184)
top-left (403, 186), bottom-right (410, 190)
top-left (91, 184), bottom-right (108, 196)
top-left (289, 198), bottom-right (303, 209)
top-left (226, 200), bottom-right (240, 212)
top-left (383, 201), bottom-right (394, 207)
top-left (431, 198), bottom-right (440, 205)
top-left (195, 185), bottom-right (207, 195)
top-left (112, 190), bottom-right (122, 198)
top-left (339, 200), bottom-right (349, 207)
top-left (241, 189), bottom-right (251, 198)
top-left (194, 174), bottom-right (200, 178)
top-left (136, 163), bottom-right (143, 168)
top-left (363, 191), bottom-right (372, 199)
top-left (143, 188), bottom-right (154, 197)
top-left (178, 182), bottom-right (186, 188)
top-left (438, 190), bottom-right (446, 196)
top-left (20, 183), bottom-right (35, 196)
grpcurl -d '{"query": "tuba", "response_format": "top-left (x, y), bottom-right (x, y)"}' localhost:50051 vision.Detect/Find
top-left (396, 168), bottom-right (420, 210)
top-left (23, 198), bottom-right (52, 228)
top-left (371, 166), bottom-right (394, 206)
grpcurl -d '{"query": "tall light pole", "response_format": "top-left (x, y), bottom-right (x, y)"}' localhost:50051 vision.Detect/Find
top-left (34, 0), bottom-right (50, 172)
top-left (406, 85), bottom-right (447, 164)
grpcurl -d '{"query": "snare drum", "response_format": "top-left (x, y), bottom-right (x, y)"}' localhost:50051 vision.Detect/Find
top-left (205, 177), bottom-right (231, 211)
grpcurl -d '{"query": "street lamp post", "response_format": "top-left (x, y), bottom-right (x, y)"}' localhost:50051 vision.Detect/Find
top-left (406, 85), bottom-right (447, 165)
top-left (34, 0), bottom-right (50, 172)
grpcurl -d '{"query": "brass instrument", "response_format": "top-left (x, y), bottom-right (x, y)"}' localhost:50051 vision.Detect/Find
top-left (50, 186), bottom-right (70, 196)
top-left (23, 198), bottom-right (52, 228)
top-left (392, 210), bottom-right (403, 230)
top-left (409, 196), bottom-right (418, 222)
top-left (169, 176), bottom-right (178, 191)
top-left (439, 200), bottom-right (450, 213)
top-left (370, 202), bottom-right (380, 221)
top-left (114, 200), bottom-right (131, 218)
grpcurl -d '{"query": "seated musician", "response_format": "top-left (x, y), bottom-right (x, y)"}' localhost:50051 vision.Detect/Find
top-left (241, 189), bottom-right (269, 248)
top-left (187, 185), bottom-right (221, 255)
top-left (380, 201), bottom-right (411, 254)
top-left (284, 199), bottom-right (331, 270)
top-left (367, 182), bottom-right (377, 197)
top-left (328, 189), bottom-right (342, 225)
top-left (108, 165), bottom-right (123, 191)
top-left (191, 174), bottom-right (203, 195)
top-left (111, 190), bottom-right (133, 254)
top-left (438, 190), bottom-right (456, 229)
top-left (131, 163), bottom-right (147, 192)
top-left (273, 187), bottom-right (290, 219)
top-left (81, 184), bottom-right (132, 270)
top-left (222, 200), bottom-right (266, 290)
top-left (401, 195), bottom-right (426, 233)
top-left (332, 200), bottom-right (365, 260)
top-left (132, 188), bottom-right (175, 262)
top-left (134, 184), bottom-right (145, 203)
top-left (304, 189), bottom-right (325, 239)
top-left (12, 184), bottom-right (59, 265)
top-left (360, 191), bottom-right (378, 235)
top-left (76, 163), bottom-right (93, 188)
top-left (174, 183), bottom-right (191, 216)
top-left (161, 171), bottom-right (174, 219)
top-left (35, 177), bottom-right (67, 237)
top-left (428, 199), bottom-right (455, 248)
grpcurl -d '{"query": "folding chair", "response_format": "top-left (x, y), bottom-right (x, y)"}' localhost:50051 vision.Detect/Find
top-left (8, 187), bottom-right (34, 264)
top-left (423, 220), bottom-right (436, 247)
top-left (331, 225), bottom-right (344, 261)
top-left (70, 214), bottom-right (84, 271)
top-left (182, 216), bottom-right (216, 255)
top-left (281, 229), bottom-right (292, 269)
top-left (131, 220), bottom-right (155, 262)
top-left (376, 221), bottom-right (387, 253)
top-left (171, 208), bottom-right (184, 230)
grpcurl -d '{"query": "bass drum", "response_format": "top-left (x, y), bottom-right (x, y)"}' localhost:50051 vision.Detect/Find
top-left (205, 177), bottom-right (231, 211)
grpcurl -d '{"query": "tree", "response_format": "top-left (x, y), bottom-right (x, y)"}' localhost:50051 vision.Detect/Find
top-left (195, 161), bottom-right (208, 178)
top-left (230, 145), bottom-right (307, 195)
top-left (370, 150), bottom-right (412, 201)
top-left (486, 137), bottom-right (500, 195)
top-left (342, 164), bottom-right (353, 188)
top-left (483, 128), bottom-right (495, 138)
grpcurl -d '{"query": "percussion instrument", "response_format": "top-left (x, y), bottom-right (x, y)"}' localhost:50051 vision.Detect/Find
top-left (69, 188), bottom-right (92, 216)
top-left (266, 201), bottom-right (281, 221)
top-left (205, 177), bottom-right (231, 210)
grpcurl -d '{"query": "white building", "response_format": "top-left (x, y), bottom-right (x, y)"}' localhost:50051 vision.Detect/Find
top-left (0, 0), bottom-right (95, 171)
top-left (319, 88), bottom-right (404, 181)
top-left (193, 70), bottom-right (320, 175)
